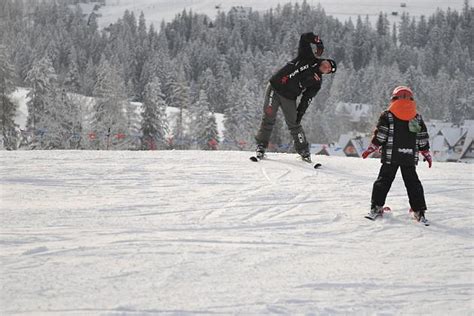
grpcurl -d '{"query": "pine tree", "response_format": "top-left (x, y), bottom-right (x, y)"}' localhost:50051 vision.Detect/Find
top-left (141, 77), bottom-right (168, 150)
top-left (190, 89), bottom-right (217, 150)
top-left (0, 46), bottom-right (18, 150)
top-left (352, 16), bottom-right (372, 70)
top-left (64, 46), bottom-right (81, 93)
top-left (25, 56), bottom-right (59, 148)
top-left (37, 87), bottom-right (69, 149)
top-left (204, 112), bottom-right (219, 150)
top-left (134, 11), bottom-right (149, 100)
top-left (167, 68), bottom-right (190, 149)
top-left (224, 79), bottom-right (257, 150)
top-left (91, 56), bottom-right (128, 150)
top-left (214, 58), bottom-right (233, 113)
top-left (199, 68), bottom-right (218, 111)
top-left (62, 90), bottom-right (83, 149)
top-left (81, 58), bottom-right (96, 96)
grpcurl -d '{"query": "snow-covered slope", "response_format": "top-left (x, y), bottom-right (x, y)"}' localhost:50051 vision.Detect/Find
top-left (1, 150), bottom-right (472, 314)
top-left (96, 0), bottom-right (466, 28)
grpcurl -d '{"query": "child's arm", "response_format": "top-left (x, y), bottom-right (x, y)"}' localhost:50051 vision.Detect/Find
top-left (417, 115), bottom-right (432, 167)
top-left (371, 111), bottom-right (389, 146)
top-left (417, 115), bottom-right (430, 151)
top-left (362, 111), bottom-right (389, 158)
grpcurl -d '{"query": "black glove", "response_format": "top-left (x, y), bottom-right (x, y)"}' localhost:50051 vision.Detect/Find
top-left (314, 35), bottom-right (324, 56)
top-left (296, 111), bottom-right (304, 125)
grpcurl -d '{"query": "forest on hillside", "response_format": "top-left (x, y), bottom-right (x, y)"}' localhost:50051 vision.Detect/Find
top-left (0, 0), bottom-right (473, 150)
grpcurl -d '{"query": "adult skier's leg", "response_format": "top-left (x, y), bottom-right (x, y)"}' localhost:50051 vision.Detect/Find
top-left (278, 94), bottom-right (310, 160)
top-left (255, 83), bottom-right (281, 157)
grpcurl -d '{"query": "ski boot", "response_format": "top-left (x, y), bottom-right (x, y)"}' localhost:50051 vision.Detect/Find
top-left (255, 144), bottom-right (266, 160)
top-left (299, 150), bottom-right (312, 163)
top-left (365, 205), bottom-right (384, 221)
top-left (410, 208), bottom-right (429, 225)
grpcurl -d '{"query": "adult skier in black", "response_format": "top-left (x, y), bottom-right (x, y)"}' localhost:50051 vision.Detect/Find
top-left (254, 32), bottom-right (337, 162)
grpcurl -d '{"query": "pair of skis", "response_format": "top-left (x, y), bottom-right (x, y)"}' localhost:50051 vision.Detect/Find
top-left (249, 155), bottom-right (322, 169)
top-left (365, 207), bottom-right (430, 226)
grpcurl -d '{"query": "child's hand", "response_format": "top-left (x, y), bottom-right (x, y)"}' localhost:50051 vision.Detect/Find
top-left (421, 150), bottom-right (432, 168)
top-left (362, 143), bottom-right (379, 159)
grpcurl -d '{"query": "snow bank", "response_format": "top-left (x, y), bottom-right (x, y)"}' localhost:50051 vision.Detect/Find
top-left (1, 150), bottom-right (472, 314)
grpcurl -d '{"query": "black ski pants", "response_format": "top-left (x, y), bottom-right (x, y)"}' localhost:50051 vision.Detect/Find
top-left (371, 163), bottom-right (427, 212)
top-left (255, 83), bottom-right (309, 154)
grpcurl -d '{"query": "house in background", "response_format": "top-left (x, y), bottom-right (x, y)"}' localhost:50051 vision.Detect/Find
top-left (312, 120), bottom-right (473, 163)
top-left (338, 134), bottom-right (374, 158)
top-left (426, 120), bottom-right (473, 162)
top-left (310, 144), bottom-right (345, 157)
top-left (334, 102), bottom-right (374, 132)
top-left (459, 121), bottom-right (474, 162)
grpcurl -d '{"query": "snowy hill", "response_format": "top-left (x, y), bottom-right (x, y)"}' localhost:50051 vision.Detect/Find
top-left (96, 0), bottom-right (466, 28)
top-left (1, 150), bottom-right (473, 314)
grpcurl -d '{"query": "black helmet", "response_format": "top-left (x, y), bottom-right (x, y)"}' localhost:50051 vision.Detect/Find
top-left (326, 59), bottom-right (337, 73)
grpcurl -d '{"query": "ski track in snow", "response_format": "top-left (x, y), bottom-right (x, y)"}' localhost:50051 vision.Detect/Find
top-left (0, 150), bottom-right (473, 314)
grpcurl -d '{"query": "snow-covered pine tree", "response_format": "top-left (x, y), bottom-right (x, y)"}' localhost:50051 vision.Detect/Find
top-left (91, 56), bottom-right (128, 150)
top-left (204, 111), bottom-right (219, 150)
top-left (352, 15), bottom-right (373, 71)
top-left (214, 57), bottom-right (232, 113)
top-left (125, 101), bottom-right (141, 150)
top-left (0, 45), bottom-right (18, 150)
top-left (81, 58), bottom-right (96, 96)
top-left (61, 89), bottom-right (83, 149)
top-left (199, 68), bottom-right (218, 112)
top-left (166, 68), bottom-right (190, 149)
top-left (224, 79), bottom-right (257, 150)
top-left (134, 11), bottom-right (149, 100)
top-left (141, 77), bottom-right (168, 150)
top-left (190, 89), bottom-right (218, 150)
top-left (36, 87), bottom-right (71, 149)
top-left (64, 46), bottom-right (81, 93)
top-left (24, 56), bottom-right (60, 148)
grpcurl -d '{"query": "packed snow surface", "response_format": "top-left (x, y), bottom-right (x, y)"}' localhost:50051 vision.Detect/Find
top-left (0, 150), bottom-right (473, 314)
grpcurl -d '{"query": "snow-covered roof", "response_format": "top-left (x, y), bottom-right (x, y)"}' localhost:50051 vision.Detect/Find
top-left (459, 127), bottom-right (474, 160)
top-left (334, 102), bottom-right (373, 122)
top-left (311, 143), bottom-right (346, 156)
top-left (426, 120), bottom-right (452, 137)
top-left (431, 135), bottom-right (447, 152)
top-left (463, 120), bottom-right (474, 127)
top-left (440, 127), bottom-right (467, 147)
top-left (335, 133), bottom-right (370, 157)
top-left (337, 133), bottom-right (353, 149)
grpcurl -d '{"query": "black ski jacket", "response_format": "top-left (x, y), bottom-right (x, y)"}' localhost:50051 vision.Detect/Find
top-left (371, 110), bottom-right (430, 166)
top-left (269, 32), bottom-right (323, 116)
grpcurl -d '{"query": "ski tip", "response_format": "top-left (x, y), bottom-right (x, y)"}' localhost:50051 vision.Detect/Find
top-left (364, 215), bottom-right (376, 221)
top-left (249, 156), bottom-right (259, 162)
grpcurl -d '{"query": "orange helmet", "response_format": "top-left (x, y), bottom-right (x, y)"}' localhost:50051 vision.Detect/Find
top-left (391, 86), bottom-right (414, 100)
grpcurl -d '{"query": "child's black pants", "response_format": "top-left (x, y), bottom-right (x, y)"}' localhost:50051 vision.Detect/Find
top-left (371, 164), bottom-right (427, 212)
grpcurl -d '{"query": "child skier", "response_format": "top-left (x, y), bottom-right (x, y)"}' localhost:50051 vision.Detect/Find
top-left (362, 86), bottom-right (432, 224)
top-left (254, 32), bottom-right (337, 162)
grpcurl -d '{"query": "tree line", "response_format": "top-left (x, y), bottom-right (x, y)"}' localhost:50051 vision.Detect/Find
top-left (0, 0), bottom-right (472, 150)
